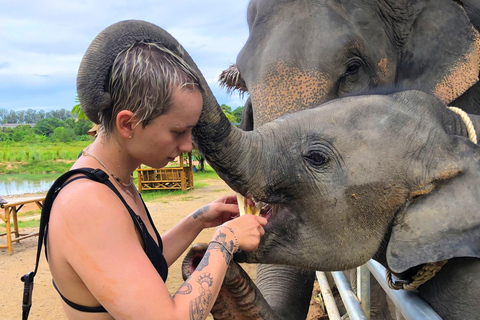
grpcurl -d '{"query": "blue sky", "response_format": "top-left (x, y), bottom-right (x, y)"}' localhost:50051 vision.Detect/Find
top-left (0, 0), bottom-right (250, 113)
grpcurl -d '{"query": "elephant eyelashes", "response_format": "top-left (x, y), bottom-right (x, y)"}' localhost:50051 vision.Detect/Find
top-left (345, 61), bottom-right (361, 76)
top-left (304, 149), bottom-right (329, 167)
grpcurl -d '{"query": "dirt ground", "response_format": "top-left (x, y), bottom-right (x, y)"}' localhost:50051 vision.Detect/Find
top-left (0, 179), bottom-right (325, 320)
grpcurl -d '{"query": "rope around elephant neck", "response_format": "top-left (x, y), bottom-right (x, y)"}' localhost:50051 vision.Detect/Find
top-left (447, 106), bottom-right (477, 143)
top-left (386, 260), bottom-right (448, 291)
top-left (386, 106), bottom-right (477, 291)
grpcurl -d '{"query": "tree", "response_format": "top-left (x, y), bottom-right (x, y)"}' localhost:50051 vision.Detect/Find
top-left (52, 127), bottom-right (76, 142)
top-left (232, 106), bottom-right (244, 123)
top-left (24, 109), bottom-right (38, 123)
top-left (74, 119), bottom-right (94, 136)
top-left (34, 117), bottom-right (64, 137)
top-left (0, 108), bottom-right (8, 123)
top-left (220, 104), bottom-right (239, 123)
top-left (11, 125), bottom-right (35, 142)
top-left (4, 110), bottom-right (18, 123)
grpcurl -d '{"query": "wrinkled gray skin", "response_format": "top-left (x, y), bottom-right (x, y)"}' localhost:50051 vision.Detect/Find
top-left (78, 19), bottom-right (480, 320)
top-left (196, 90), bottom-right (480, 320)
top-left (216, 0), bottom-right (480, 318)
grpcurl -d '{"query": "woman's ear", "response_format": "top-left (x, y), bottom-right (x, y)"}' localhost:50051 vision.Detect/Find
top-left (116, 110), bottom-right (137, 139)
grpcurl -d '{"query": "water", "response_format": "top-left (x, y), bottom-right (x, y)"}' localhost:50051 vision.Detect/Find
top-left (0, 174), bottom-right (59, 196)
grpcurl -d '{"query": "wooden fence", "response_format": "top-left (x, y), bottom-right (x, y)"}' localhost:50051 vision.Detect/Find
top-left (136, 153), bottom-right (194, 192)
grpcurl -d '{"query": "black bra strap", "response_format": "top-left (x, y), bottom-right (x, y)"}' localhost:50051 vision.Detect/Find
top-left (21, 168), bottom-right (109, 320)
top-left (52, 280), bottom-right (107, 313)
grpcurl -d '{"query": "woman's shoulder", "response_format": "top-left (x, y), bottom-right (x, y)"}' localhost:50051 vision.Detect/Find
top-left (50, 170), bottom-right (129, 224)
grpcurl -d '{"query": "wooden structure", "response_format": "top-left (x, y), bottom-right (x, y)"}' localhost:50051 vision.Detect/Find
top-left (0, 196), bottom-right (44, 255)
top-left (136, 153), bottom-right (194, 192)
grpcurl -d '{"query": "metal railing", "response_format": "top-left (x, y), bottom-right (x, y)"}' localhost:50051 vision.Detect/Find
top-left (316, 260), bottom-right (442, 320)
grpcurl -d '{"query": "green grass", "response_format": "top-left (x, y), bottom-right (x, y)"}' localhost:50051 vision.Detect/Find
top-left (16, 209), bottom-right (42, 218)
top-left (139, 189), bottom-right (190, 202)
top-left (0, 141), bottom-right (88, 174)
top-left (1, 141), bottom-right (90, 162)
top-left (0, 219), bottom-right (40, 231)
top-left (193, 167), bottom-right (222, 181)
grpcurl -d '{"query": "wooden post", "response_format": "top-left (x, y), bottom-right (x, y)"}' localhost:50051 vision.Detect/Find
top-left (137, 166), bottom-right (143, 192)
top-left (189, 152), bottom-right (194, 189)
top-left (5, 207), bottom-right (12, 255)
top-left (12, 207), bottom-right (19, 238)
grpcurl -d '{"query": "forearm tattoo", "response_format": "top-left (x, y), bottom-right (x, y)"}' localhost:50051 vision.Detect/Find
top-left (174, 283), bottom-right (192, 297)
top-left (196, 251), bottom-right (211, 271)
top-left (189, 273), bottom-right (214, 320)
top-left (209, 230), bottom-right (235, 265)
top-left (192, 205), bottom-right (209, 219)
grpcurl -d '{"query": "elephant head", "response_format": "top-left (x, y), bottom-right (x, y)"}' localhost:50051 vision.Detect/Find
top-left (221, 0), bottom-right (480, 130)
top-left (227, 90), bottom-right (480, 272)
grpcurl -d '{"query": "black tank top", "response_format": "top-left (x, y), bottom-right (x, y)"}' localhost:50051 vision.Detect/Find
top-left (47, 169), bottom-right (168, 313)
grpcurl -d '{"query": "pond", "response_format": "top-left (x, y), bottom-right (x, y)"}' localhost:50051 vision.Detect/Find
top-left (0, 173), bottom-right (60, 196)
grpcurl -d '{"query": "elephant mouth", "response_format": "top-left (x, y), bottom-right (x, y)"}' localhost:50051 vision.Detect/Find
top-left (260, 203), bottom-right (274, 220)
top-left (182, 243), bottom-right (206, 280)
top-left (237, 193), bottom-right (274, 220)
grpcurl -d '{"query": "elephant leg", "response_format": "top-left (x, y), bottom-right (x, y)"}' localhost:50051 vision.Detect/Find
top-left (256, 264), bottom-right (315, 320)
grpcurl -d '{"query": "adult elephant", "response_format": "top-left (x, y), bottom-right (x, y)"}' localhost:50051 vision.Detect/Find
top-left (217, 0), bottom-right (480, 318)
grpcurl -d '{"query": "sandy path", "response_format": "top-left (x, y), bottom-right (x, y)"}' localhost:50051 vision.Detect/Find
top-left (0, 179), bottom-right (324, 319)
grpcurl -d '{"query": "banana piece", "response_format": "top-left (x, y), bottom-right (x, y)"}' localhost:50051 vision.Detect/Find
top-left (237, 193), bottom-right (263, 216)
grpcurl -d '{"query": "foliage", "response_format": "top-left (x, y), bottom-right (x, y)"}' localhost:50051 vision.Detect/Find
top-left (71, 95), bottom-right (89, 120)
top-left (0, 141), bottom-right (90, 173)
top-left (220, 104), bottom-right (244, 124)
top-left (0, 107), bottom-right (74, 124)
top-left (52, 127), bottom-right (76, 143)
top-left (33, 117), bottom-right (65, 136)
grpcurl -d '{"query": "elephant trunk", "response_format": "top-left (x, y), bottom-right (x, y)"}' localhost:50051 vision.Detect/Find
top-left (182, 244), bottom-right (278, 320)
top-left (75, 19), bottom-right (264, 195)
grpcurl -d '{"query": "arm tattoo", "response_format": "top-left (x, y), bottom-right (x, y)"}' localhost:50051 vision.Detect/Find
top-left (174, 283), bottom-right (192, 296)
top-left (193, 205), bottom-right (209, 219)
top-left (214, 230), bottom-right (235, 254)
top-left (196, 251), bottom-right (211, 271)
top-left (189, 273), bottom-right (214, 320)
top-left (208, 242), bottom-right (230, 265)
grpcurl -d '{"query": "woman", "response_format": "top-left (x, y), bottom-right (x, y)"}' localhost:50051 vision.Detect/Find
top-left (45, 40), bottom-right (267, 319)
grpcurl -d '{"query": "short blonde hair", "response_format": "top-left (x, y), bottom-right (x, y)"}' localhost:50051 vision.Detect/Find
top-left (100, 41), bottom-right (202, 134)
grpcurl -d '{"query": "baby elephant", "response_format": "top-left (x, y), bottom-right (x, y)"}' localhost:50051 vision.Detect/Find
top-left (187, 90), bottom-right (480, 320)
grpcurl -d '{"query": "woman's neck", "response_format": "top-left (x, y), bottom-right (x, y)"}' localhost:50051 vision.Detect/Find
top-left (84, 134), bottom-right (139, 184)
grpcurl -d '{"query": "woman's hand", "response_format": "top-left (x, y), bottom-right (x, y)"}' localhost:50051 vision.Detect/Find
top-left (191, 195), bottom-right (240, 229)
top-left (215, 215), bottom-right (267, 252)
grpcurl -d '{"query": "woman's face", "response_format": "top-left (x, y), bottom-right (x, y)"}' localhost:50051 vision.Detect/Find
top-left (131, 87), bottom-right (203, 168)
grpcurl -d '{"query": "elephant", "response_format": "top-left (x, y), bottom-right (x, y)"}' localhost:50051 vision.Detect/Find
top-left (184, 89), bottom-right (480, 320)
top-left (78, 19), bottom-right (480, 320)
top-left (216, 0), bottom-right (480, 318)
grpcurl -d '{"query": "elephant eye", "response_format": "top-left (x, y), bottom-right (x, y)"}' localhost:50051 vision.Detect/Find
top-left (345, 61), bottom-right (361, 76)
top-left (304, 150), bottom-right (329, 167)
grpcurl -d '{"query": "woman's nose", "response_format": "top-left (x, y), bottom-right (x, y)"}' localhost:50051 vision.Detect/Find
top-left (178, 136), bottom-right (193, 153)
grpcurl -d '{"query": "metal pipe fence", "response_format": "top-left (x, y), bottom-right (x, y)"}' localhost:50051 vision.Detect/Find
top-left (316, 259), bottom-right (442, 320)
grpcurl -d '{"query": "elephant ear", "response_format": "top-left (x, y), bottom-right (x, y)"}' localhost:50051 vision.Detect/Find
top-left (389, 0), bottom-right (480, 106)
top-left (386, 137), bottom-right (480, 273)
top-left (461, 0), bottom-right (480, 32)
top-left (77, 20), bottom-right (192, 124)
